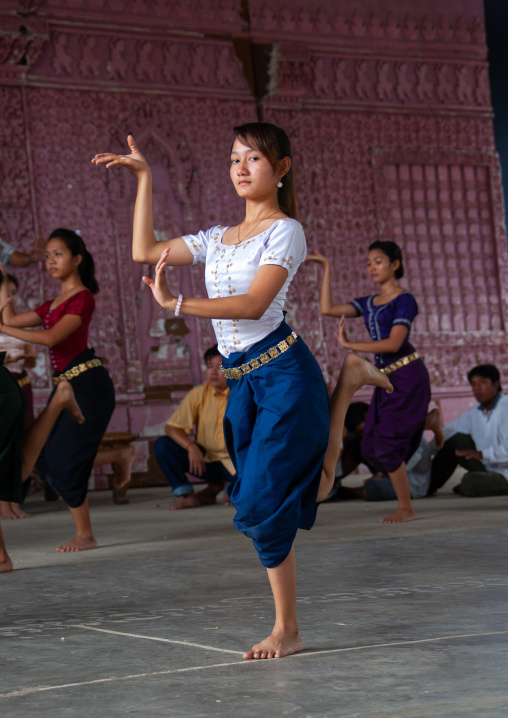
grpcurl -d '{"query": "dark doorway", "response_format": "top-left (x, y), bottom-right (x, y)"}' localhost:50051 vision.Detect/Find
top-left (484, 0), bottom-right (508, 243)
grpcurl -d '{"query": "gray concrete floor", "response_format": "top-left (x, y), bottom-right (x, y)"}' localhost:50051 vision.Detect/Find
top-left (1, 472), bottom-right (507, 718)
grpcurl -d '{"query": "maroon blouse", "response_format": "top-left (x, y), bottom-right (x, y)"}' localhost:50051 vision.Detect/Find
top-left (34, 290), bottom-right (95, 372)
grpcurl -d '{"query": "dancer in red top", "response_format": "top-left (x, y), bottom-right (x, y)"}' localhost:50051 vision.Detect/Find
top-left (0, 229), bottom-right (115, 552)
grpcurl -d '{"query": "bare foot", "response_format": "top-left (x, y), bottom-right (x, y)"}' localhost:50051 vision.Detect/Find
top-left (243, 630), bottom-right (303, 660)
top-left (11, 503), bottom-right (31, 519)
top-left (0, 501), bottom-right (18, 520)
top-left (380, 507), bottom-right (416, 524)
top-left (112, 445), bottom-right (137, 489)
top-left (56, 535), bottom-right (98, 552)
top-left (426, 407), bottom-right (445, 449)
top-left (169, 485), bottom-right (221, 510)
top-left (0, 555), bottom-right (13, 573)
top-left (55, 381), bottom-right (85, 423)
top-left (343, 353), bottom-right (394, 394)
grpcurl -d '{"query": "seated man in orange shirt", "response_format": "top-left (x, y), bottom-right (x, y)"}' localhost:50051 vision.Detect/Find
top-left (154, 344), bottom-right (236, 510)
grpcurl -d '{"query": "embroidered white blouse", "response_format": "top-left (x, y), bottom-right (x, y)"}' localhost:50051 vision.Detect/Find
top-left (182, 218), bottom-right (306, 356)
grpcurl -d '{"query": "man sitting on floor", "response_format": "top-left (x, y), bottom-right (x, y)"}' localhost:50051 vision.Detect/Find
top-left (154, 344), bottom-right (236, 509)
top-left (428, 364), bottom-right (508, 497)
top-left (328, 402), bottom-right (444, 502)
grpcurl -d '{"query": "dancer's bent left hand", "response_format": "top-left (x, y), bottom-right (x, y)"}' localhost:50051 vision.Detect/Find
top-left (142, 248), bottom-right (177, 311)
top-left (336, 316), bottom-right (351, 349)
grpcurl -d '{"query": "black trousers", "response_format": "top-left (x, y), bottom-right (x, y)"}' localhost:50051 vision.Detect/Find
top-left (428, 433), bottom-right (508, 496)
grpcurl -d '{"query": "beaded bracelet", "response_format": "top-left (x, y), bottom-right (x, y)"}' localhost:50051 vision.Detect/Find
top-left (174, 293), bottom-right (183, 317)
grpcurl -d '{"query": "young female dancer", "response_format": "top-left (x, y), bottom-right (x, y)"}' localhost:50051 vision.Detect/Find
top-left (93, 125), bottom-right (391, 659)
top-left (0, 230), bottom-right (115, 551)
top-left (307, 241), bottom-right (430, 524)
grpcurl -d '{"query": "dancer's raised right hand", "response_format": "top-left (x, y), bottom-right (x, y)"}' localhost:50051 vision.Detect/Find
top-left (306, 249), bottom-right (329, 264)
top-left (92, 135), bottom-right (149, 176)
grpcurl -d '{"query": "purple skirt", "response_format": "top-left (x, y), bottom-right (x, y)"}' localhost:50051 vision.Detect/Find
top-left (361, 348), bottom-right (430, 475)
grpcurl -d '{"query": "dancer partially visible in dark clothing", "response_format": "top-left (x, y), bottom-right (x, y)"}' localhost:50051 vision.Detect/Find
top-left (0, 230), bottom-right (115, 552)
top-left (0, 270), bottom-right (85, 572)
top-left (307, 240), bottom-right (431, 524)
top-left (0, 274), bottom-right (37, 519)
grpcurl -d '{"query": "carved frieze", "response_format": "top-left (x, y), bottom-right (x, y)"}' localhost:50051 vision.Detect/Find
top-left (249, 3), bottom-right (486, 49)
top-left (268, 52), bottom-right (491, 111)
top-left (29, 29), bottom-right (250, 98)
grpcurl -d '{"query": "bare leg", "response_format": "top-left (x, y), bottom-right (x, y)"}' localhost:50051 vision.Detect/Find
top-left (425, 407), bottom-right (445, 449)
top-left (21, 381), bottom-right (84, 481)
top-left (56, 497), bottom-right (97, 552)
top-left (169, 483), bottom-right (224, 510)
top-left (380, 463), bottom-right (416, 523)
top-left (243, 546), bottom-right (302, 660)
top-left (317, 353), bottom-right (393, 502)
top-left (0, 526), bottom-right (13, 573)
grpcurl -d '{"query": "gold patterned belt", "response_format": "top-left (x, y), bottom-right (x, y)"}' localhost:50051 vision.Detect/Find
top-left (379, 351), bottom-right (420, 375)
top-left (53, 358), bottom-right (103, 385)
top-left (17, 375), bottom-right (31, 388)
top-left (220, 331), bottom-right (298, 380)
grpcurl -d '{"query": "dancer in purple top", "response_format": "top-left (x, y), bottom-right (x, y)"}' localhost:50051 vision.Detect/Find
top-left (307, 240), bottom-right (430, 523)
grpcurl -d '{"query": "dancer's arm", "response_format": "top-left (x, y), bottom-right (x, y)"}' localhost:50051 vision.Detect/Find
top-left (143, 248), bottom-right (288, 320)
top-left (305, 251), bottom-right (357, 318)
top-left (7, 235), bottom-right (46, 267)
top-left (0, 314), bottom-right (82, 347)
top-left (337, 316), bottom-right (409, 354)
top-left (92, 136), bottom-right (193, 266)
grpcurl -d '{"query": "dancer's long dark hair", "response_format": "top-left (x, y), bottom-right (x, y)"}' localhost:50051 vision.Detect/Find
top-left (368, 240), bottom-right (404, 279)
top-left (49, 228), bottom-right (99, 294)
top-left (233, 122), bottom-right (297, 220)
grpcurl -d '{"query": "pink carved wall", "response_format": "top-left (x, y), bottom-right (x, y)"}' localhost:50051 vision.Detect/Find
top-left (0, 0), bottom-right (506, 485)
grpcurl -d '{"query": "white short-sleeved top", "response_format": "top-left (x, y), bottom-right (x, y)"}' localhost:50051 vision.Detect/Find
top-left (182, 218), bottom-right (306, 356)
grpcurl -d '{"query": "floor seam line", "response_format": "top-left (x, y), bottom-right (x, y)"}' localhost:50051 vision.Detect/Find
top-left (1, 629), bottom-right (506, 699)
top-left (69, 623), bottom-right (244, 655)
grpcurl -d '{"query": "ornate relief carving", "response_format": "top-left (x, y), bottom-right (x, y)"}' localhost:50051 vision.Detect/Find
top-left (260, 107), bottom-right (506, 388)
top-left (269, 53), bottom-right (491, 111)
top-left (32, 30), bottom-right (249, 98)
top-left (249, 4), bottom-right (487, 49)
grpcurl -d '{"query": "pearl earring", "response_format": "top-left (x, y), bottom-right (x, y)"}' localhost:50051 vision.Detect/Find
top-left (277, 179), bottom-right (283, 188)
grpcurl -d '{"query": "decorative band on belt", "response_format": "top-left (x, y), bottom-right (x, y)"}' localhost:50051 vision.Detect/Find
top-left (220, 331), bottom-right (298, 380)
top-left (17, 375), bottom-right (31, 388)
top-left (53, 358), bottom-right (103, 385)
top-left (379, 351), bottom-right (420, 375)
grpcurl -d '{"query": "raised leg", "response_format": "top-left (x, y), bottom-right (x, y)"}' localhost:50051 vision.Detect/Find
top-left (380, 463), bottom-right (416, 523)
top-left (21, 381), bottom-right (84, 482)
top-left (55, 497), bottom-right (97, 552)
top-left (243, 546), bottom-right (303, 660)
top-left (425, 407), bottom-right (445, 449)
top-left (317, 353), bottom-right (393, 502)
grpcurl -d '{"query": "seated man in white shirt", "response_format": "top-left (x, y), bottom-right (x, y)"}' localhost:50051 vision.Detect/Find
top-left (428, 364), bottom-right (508, 497)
